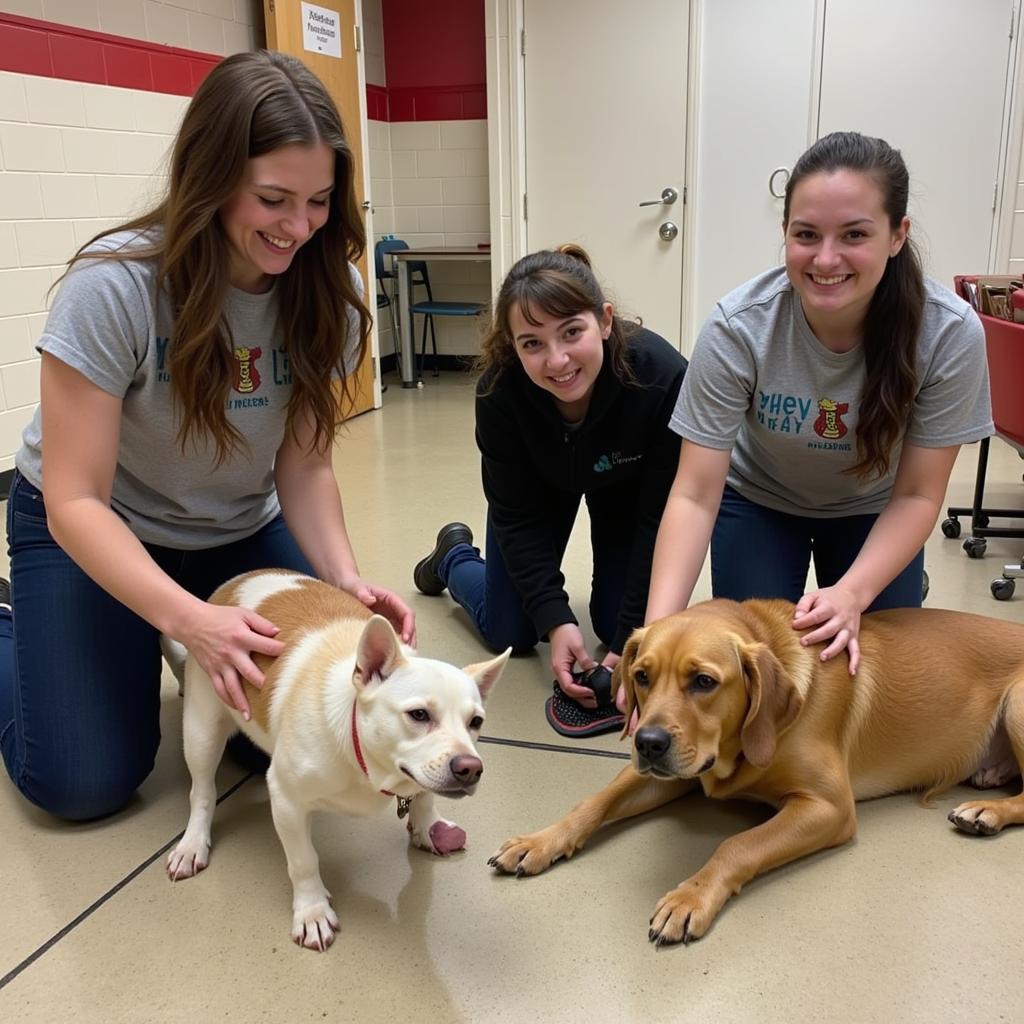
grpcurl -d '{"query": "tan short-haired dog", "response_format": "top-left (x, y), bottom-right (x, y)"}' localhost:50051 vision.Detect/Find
top-left (489, 599), bottom-right (1024, 946)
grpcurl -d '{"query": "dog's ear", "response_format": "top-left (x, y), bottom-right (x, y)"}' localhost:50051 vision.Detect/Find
top-left (738, 641), bottom-right (803, 769)
top-left (462, 647), bottom-right (511, 702)
top-left (354, 615), bottom-right (406, 689)
top-left (615, 626), bottom-right (647, 738)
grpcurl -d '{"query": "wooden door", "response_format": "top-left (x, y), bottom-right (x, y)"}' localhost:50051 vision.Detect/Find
top-left (522, 0), bottom-right (690, 349)
top-left (264, 0), bottom-right (375, 417)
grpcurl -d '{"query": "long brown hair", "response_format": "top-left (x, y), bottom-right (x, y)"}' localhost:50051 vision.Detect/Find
top-left (64, 49), bottom-right (370, 463)
top-left (476, 244), bottom-right (637, 391)
top-left (784, 131), bottom-right (924, 480)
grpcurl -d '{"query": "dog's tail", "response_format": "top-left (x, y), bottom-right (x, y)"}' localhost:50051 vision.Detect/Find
top-left (159, 635), bottom-right (189, 696)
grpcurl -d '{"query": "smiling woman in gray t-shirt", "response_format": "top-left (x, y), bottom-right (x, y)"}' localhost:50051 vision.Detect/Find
top-left (0, 52), bottom-right (413, 822)
top-left (647, 132), bottom-right (992, 675)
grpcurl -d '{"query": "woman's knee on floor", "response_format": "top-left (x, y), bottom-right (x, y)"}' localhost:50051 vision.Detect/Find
top-left (14, 745), bottom-right (158, 822)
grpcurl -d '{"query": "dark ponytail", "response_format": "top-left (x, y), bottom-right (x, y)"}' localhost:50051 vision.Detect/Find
top-left (784, 131), bottom-right (924, 480)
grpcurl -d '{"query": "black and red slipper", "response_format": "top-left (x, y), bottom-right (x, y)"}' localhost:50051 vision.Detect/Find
top-left (544, 665), bottom-right (624, 738)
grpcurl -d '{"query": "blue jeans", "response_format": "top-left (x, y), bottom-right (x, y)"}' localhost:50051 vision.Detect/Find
top-left (441, 501), bottom-right (632, 655)
top-left (710, 486), bottom-right (924, 609)
top-left (0, 471), bottom-right (314, 821)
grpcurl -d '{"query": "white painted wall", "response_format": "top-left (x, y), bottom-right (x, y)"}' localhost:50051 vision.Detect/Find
top-left (368, 116), bottom-right (491, 365)
top-left (0, 0), bottom-right (263, 54)
top-left (0, 0), bottom-right (265, 471)
top-left (362, 0), bottom-right (491, 365)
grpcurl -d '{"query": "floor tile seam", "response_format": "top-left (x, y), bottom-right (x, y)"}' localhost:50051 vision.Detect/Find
top-left (478, 734), bottom-right (631, 760)
top-left (0, 772), bottom-right (256, 992)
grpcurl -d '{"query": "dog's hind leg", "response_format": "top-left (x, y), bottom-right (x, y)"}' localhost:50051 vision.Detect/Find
top-left (266, 770), bottom-right (339, 952)
top-left (167, 674), bottom-right (234, 880)
top-left (950, 680), bottom-right (1024, 836)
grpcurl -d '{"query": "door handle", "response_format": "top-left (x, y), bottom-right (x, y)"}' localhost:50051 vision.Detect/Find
top-left (639, 187), bottom-right (679, 207)
top-left (768, 167), bottom-right (789, 199)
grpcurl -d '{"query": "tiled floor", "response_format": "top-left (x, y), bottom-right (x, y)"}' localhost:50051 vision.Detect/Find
top-left (1, 371), bottom-right (1023, 1023)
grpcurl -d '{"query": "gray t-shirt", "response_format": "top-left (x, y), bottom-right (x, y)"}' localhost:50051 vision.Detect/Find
top-left (17, 232), bottom-right (362, 549)
top-left (670, 267), bottom-right (993, 517)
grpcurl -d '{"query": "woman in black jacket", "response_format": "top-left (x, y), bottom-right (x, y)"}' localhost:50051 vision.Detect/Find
top-left (414, 245), bottom-right (687, 736)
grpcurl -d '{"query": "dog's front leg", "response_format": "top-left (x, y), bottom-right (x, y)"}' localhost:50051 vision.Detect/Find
top-left (266, 770), bottom-right (338, 952)
top-left (406, 793), bottom-right (467, 855)
top-left (490, 766), bottom-right (694, 876)
top-left (648, 791), bottom-right (855, 947)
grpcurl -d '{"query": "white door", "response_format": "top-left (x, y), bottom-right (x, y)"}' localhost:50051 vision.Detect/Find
top-left (691, 0), bottom-right (820, 347)
top-left (690, 0), bottom-right (1016, 345)
top-left (818, 0), bottom-right (1015, 292)
top-left (522, 0), bottom-right (689, 346)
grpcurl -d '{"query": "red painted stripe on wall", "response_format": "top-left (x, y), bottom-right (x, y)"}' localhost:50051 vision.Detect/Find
top-left (0, 12), bottom-right (220, 95)
top-left (0, 13), bottom-right (487, 122)
top-left (386, 85), bottom-right (486, 122)
top-left (366, 83), bottom-right (389, 121)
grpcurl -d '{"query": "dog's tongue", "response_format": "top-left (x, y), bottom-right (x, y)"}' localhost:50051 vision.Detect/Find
top-left (429, 821), bottom-right (467, 854)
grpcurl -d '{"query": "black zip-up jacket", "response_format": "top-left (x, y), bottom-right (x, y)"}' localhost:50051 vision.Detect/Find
top-left (475, 328), bottom-right (688, 652)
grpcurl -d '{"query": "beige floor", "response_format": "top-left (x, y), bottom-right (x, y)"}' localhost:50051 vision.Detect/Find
top-left (1, 371), bottom-right (1023, 1024)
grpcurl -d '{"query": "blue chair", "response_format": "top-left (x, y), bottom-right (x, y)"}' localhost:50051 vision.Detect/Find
top-left (374, 238), bottom-right (485, 378)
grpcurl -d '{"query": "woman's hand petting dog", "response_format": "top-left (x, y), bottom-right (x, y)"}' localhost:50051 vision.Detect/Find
top-left (791, 584), bottom-right (862, 674)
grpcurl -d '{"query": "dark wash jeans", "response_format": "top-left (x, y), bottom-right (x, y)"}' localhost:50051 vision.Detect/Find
top-left (710, 485), bottom-right (925, 610)
top-left (441, 500), bottom-right (634, 656)
top-left (0, 471), bottom-right (314, 821)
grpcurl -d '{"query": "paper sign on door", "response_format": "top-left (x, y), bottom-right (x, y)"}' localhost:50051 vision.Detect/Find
top-left (301, 2), bottom-right (342, 58)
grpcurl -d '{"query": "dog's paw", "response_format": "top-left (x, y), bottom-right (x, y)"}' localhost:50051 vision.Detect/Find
top-left (291, 899), bottom-right (340, 952)
top-left (948, 800), bottom-right (1006, 836)
top-left (648, 881), bottom-right (722, 948)
top-left (166, 837), bottom-right (211, 881)
top-left (408, 817), bottom-right (467, 855)
top-left (487, 831), bottom-right (569, 877)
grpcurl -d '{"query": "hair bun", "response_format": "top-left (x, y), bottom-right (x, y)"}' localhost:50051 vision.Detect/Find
top-left (555, 243), bottom-right (592, 268)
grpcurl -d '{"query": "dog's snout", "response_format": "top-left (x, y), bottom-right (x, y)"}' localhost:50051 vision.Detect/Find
top-left (450, 754), bottom-right (483, 786)
top-left (634, 726), bottom-right (672, 762)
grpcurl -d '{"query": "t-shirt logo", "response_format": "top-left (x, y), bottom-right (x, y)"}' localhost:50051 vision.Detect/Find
top-left (233, 346), bottom-right (262, 394)
top-left (813, 398), bottom-right (849, 439)
top-left (594, 451), bottom-right (643, 473)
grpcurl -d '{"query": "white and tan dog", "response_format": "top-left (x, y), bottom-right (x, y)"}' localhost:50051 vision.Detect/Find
top-left (164, 569), bottom-right (509, 952)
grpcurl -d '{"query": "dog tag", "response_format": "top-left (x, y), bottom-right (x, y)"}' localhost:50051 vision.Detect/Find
top-left (396, 796), bottom-right (413, 819)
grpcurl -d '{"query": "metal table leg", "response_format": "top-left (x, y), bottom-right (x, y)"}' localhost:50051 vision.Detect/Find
top-left (397, 260), bottom-right (417, 388)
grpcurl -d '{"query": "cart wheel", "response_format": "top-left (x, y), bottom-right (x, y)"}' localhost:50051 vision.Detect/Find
top-left (975, 514), bottom-right (990, 529)
top-left (963, 538), bottom-right (987, 559)
top-left (941, 517), bottom-right (961, 539)
top-left (991, 577), bottom-right (1016, 601)
top-left (921, 569), bottom-right (930, 602)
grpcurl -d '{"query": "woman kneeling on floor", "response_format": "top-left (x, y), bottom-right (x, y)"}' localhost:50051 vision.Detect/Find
top-left (414, 245), bottom-right (687, 737)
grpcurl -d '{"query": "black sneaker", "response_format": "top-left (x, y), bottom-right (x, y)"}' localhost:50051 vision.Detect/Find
top-left (413, 523), bottom-right (474, 595)
top-left (0, 578), bottom-right (10, 608)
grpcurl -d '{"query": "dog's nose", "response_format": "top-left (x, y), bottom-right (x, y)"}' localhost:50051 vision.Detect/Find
top-left (450, 754), bottom-right (483, 786)
top-left (634, 726), bottom-right (672, 762)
